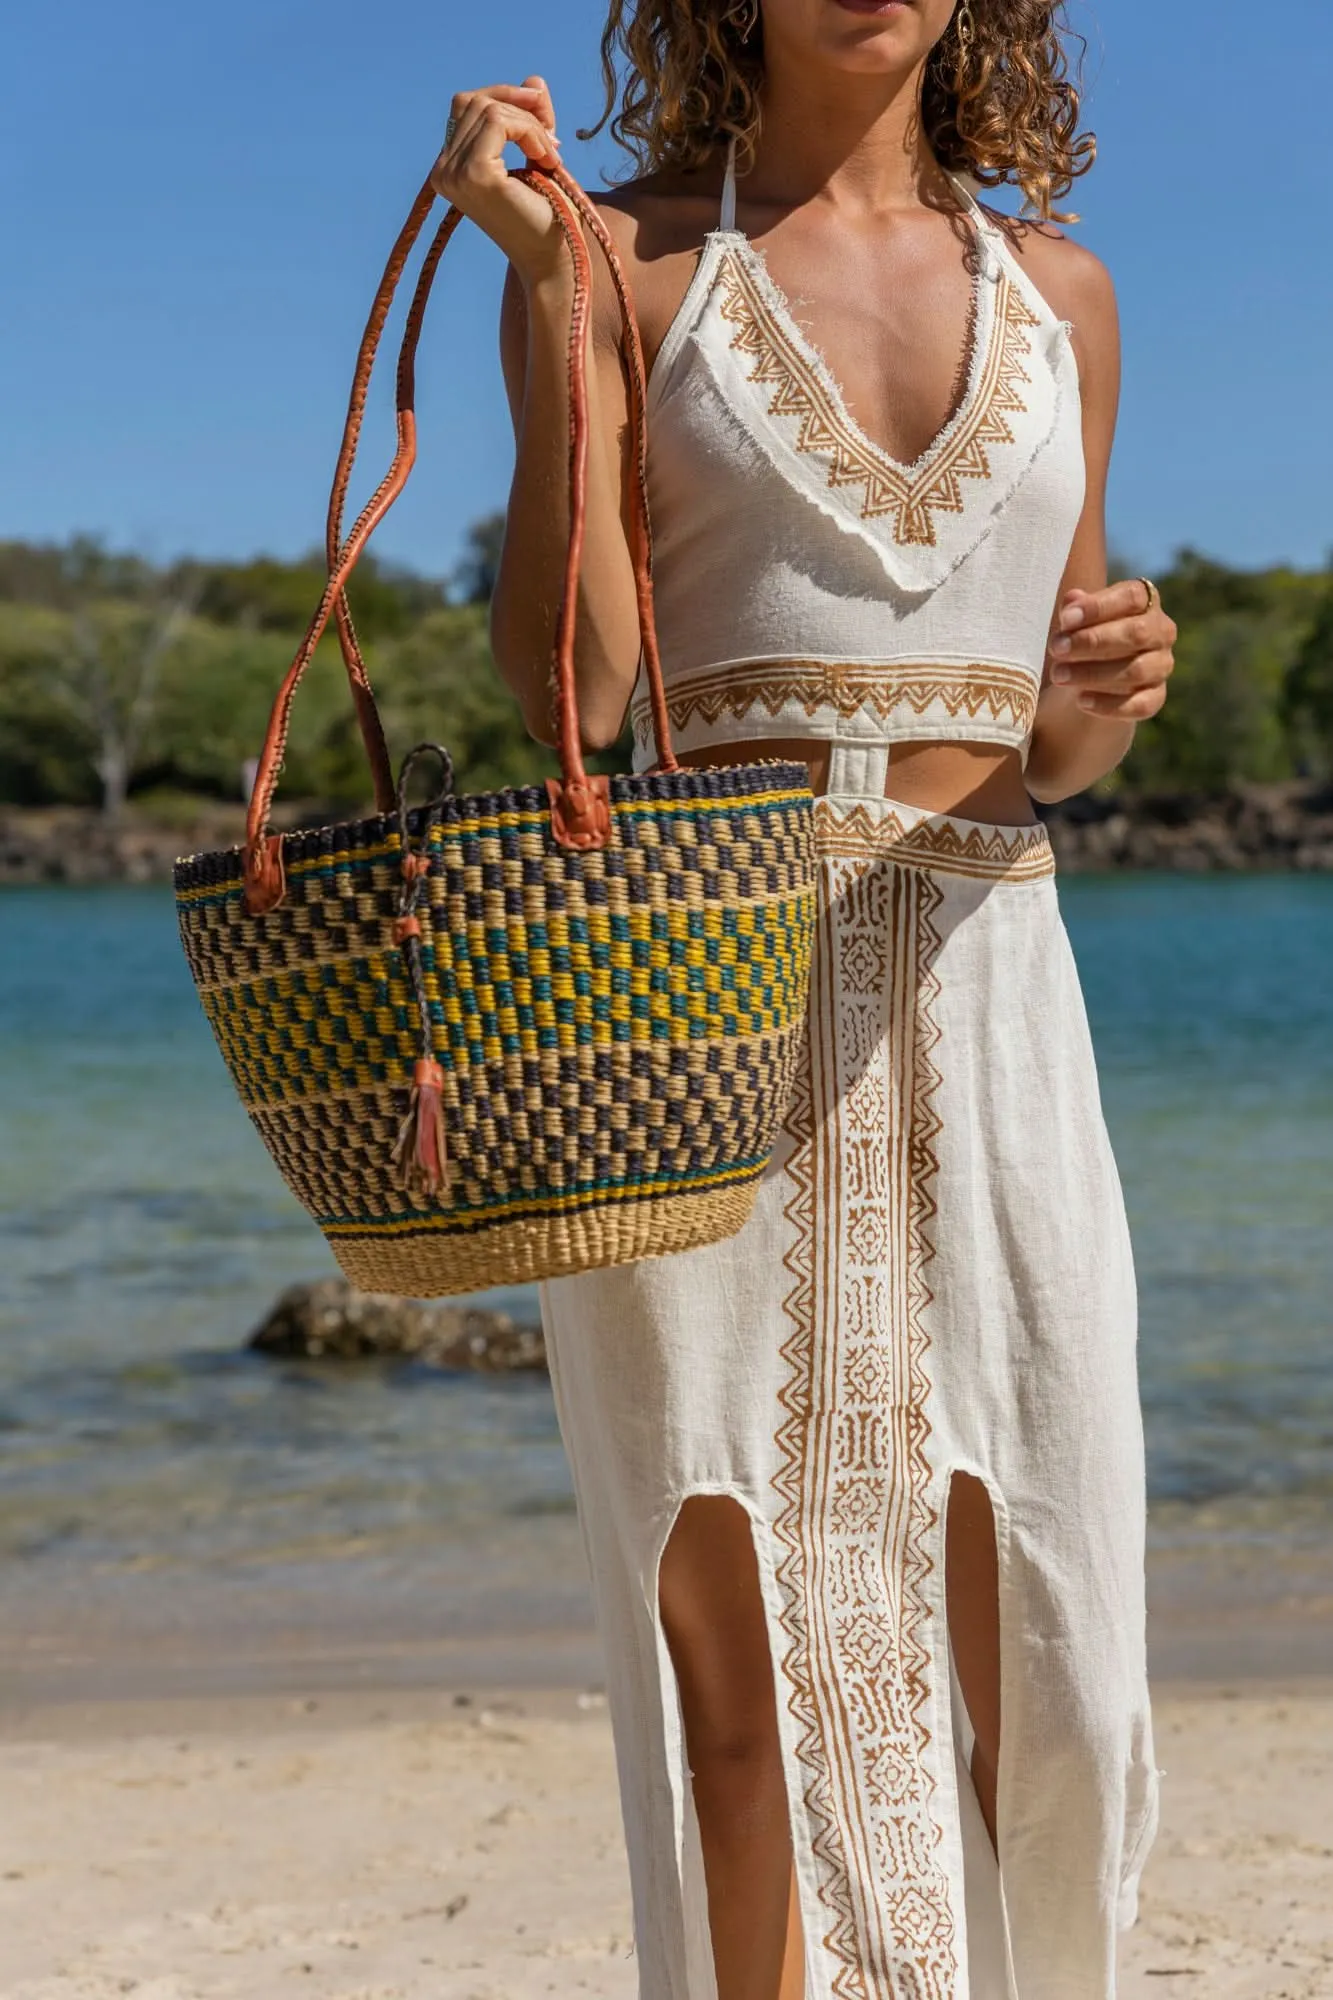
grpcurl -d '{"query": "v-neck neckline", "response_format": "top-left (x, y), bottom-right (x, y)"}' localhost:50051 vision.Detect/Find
top-left (710, 186), bottom-right (996, 485)
top-left (645, 149), bottom-right (1066, 584)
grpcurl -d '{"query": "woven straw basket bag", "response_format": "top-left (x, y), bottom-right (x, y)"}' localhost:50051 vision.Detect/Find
top-left (175, 159), bottom-right (817, 1298)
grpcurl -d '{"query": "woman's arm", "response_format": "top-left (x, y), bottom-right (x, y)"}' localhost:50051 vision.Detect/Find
top-left (494, 249), bottom-right (643, 749)
top-left (431, 77), bottom-right (643, 751)
top-left (1020, 239), bottom-right (1177, 804)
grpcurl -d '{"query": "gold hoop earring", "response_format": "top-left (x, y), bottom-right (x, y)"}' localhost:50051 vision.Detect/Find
top-left (727, 0), bottom-right (760, 44)
top-left (955, 1), bottom-right (975, 52)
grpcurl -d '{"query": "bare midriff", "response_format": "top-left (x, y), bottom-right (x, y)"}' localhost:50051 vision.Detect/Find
top-left (677, 739), bottom-right (1038, 828)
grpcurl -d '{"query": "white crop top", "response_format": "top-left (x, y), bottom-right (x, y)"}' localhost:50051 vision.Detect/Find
top-left (629, 138), bottom-right (1085, 770)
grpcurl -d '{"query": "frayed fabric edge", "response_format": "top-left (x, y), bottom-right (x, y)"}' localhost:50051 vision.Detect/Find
top-left (687, 270), bottom-right (1072, 604)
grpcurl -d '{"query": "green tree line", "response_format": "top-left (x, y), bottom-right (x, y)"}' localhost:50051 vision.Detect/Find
top-left (2, 526), bottom-right (1332, 818)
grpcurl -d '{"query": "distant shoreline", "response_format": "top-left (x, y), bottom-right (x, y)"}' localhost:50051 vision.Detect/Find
top-left (4, 781), bottom-right (1333, 884)
top-left (1039, 778), bottom-right (1333, 874)
top-left (3, 1531), bottom-right (1330, 1713)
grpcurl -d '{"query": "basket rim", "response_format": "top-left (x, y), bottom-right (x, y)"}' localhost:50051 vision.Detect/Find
top-left (174, 757), bottom-right (815, 886)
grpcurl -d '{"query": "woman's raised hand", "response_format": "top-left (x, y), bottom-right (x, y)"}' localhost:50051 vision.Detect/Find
top-left (1048, 579), bottom-right (1178, 721)
top-left (430, 77), bottom-right (570, 285)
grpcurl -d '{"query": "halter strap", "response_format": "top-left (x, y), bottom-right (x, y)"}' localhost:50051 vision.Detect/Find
top-left (720, 134), bottom-right (739, 233)
top-left (943, 170), bottom-right (1001, 279)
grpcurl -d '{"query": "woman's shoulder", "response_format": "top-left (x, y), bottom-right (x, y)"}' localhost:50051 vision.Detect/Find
top-left (578, 162), bottom-right (729, 357)
top-left (976, 202), bottom-right (1120, 410)
top-left (589, 160), bottom-right (728, 262)
top-left (980, 202), bottom-right (1117, 331)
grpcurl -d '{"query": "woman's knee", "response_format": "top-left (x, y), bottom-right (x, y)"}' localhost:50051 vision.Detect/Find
top-left (658, 1494), bottom-right (784, 1781)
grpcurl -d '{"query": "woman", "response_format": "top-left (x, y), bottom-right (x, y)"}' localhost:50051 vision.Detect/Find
top-left (434, 3), bottom-right (1175, 1995)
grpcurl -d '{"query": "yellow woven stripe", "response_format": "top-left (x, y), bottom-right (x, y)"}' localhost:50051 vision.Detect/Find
top-left (197, 887), bottom-right (814, 1107)
top-left (184, 876), bottom-right (813, 1005)
top-left (204, 991), bottom-right (808, 1102)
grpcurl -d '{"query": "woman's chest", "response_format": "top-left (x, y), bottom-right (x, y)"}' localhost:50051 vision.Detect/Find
top-left (638, 208), bottom-right (987, 473)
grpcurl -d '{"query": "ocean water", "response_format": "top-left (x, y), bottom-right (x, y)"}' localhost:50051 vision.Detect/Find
top-left (1, 877), bottom-right (1331, 1626)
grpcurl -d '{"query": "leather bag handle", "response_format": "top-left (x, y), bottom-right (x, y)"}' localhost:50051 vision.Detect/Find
top-left (243, 160), bottom-right (677, 915)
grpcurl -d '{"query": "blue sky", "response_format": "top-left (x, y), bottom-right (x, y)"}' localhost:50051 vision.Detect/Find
top-left (4, 0), bottom-right (1331, 582)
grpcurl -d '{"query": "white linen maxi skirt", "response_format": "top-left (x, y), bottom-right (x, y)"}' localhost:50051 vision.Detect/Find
top-left (540, 791), bottom-right (1160, 2000)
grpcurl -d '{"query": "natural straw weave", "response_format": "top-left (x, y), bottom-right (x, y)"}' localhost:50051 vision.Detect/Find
top-left (174, 155), bottom-right (816, 1298)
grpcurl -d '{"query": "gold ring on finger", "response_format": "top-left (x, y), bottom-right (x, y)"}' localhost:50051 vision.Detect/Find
top-left (1135, 575), bottom-right (1159, 616)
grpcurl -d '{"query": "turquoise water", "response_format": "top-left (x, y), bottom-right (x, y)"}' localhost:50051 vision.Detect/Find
top-left (1, 879), bottom-right (1331, 1610)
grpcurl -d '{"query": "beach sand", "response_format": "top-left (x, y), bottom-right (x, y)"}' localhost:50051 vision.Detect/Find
top-left (3, 1677), bottom-right (1332, 2000)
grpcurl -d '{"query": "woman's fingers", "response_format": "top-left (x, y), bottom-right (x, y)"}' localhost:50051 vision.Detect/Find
top-left (1057, 578), bottom-right (1157, 634)
top-left (1074, 673), bottom-right (1172, 720)
top-left (432, 83), bottom-right (562, 202)
top-left (1049, 614), bottom-right (1163, 680)
top-left (518, 74), bottom-right (559, 136)
top-left (434, 97), bottom-right (560, 194)
top-left (449, 80), bottom-right (558, 137)
top-left (428, 84), bottom-right (568, 281)
top-left (1060, 647), bottom-right (1174, 712)
top-left (1051, 585), bottom-right (1178, 721)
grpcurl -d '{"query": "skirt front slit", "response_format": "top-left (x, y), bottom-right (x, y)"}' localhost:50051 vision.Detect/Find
top-left (539, 789), bottom-right (1159, 2000)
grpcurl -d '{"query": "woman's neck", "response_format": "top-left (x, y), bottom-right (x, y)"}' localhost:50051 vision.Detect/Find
top-left (746, 61), bottom-right (947, 218)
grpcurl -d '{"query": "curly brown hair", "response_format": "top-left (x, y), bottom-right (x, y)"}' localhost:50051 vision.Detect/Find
top-left (580, 1), bottom-right (1095, 222)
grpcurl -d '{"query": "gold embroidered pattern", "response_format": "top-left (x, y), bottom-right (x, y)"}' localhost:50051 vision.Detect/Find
top-left (717, 249), bottom-right (1040, 548)
top-left (630, 658), bottom-right (1038, 753)
top-left (773, 836), bottom-right (958, 1997)
top-left (813, 800), bottom-right (1056, 882)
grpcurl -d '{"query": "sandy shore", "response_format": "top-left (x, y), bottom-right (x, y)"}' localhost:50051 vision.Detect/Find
top-left (3, 1680), bottom-right (1332, 2000)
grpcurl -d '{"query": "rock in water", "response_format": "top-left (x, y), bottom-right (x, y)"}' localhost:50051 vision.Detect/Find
top-left (248, 1278), bottom-right (546, 1373)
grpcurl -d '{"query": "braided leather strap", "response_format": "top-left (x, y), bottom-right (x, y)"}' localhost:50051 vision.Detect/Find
top-left (243, 161), bottom-right (674, 914)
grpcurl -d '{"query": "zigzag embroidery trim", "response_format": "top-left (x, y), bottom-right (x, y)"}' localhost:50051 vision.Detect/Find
top-left (716, 248), bottom-right (1040, 549)
top-left (812, 799), bottom-right (1056, 881)
top-left (631, 660), bottom-right (1039, 748)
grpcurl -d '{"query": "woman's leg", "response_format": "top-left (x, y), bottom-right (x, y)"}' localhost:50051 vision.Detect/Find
top-left (657, 1494), bottom-right (805, 2000)
top-left (946, 1470), bottom-right (1003, 1849)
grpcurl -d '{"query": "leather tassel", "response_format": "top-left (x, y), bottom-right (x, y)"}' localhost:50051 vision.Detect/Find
top-left (394, 1056), bottom-right (450, 1198)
